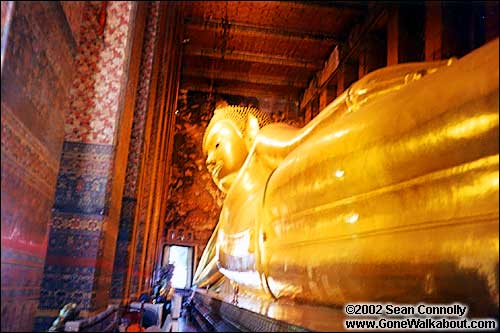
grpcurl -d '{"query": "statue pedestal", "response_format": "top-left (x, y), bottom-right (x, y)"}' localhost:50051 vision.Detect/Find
top-left (192, 289), bottom-right (347, 332)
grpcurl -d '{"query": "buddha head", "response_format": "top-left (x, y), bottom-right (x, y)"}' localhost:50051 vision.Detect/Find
top-left (203, 105), bottom-right (271, 193)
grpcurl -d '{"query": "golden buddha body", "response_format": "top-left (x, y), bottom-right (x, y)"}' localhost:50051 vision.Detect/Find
top-left (194, 39), bottom-right (499, 316)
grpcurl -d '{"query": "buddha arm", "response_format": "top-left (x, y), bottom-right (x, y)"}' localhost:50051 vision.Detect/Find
top-left (253, 58), bottom-right (454, 171)
top-left (195, 40), bottom-right (498, 310)
top-left (194, 58), bottom-right (456, 291)
top-left (193, 223), bottom-right (222, 288)
top-left (259, 39), bottom-right (498, 307)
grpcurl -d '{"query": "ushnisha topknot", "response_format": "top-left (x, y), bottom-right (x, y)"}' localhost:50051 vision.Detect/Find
top-left (202, 105), bottom-right (271, 153)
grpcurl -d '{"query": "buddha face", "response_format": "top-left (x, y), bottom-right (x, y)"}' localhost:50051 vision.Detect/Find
top-left (203, 119), bottom-right (248, 192)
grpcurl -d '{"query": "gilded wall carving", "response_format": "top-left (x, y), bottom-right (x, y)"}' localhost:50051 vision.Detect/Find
top-left (165, 91), bottom-right (227, 253)
top-left (166, 90), bottom-right (304, 258)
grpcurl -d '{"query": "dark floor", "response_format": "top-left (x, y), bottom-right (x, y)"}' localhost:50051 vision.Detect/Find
top-left (177, 315), bottom-right (200, 332)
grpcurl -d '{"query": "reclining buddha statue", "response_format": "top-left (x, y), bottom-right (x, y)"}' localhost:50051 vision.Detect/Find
top-left (193, 39), bottom-right (499, 316)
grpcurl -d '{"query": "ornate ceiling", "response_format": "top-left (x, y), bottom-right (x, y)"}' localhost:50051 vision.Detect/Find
top-left (179, 1), bottom-right (367, 100)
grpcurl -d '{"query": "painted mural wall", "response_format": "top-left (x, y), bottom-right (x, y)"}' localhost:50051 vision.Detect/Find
top-left (166, 90), bottom-right (304, 261)
top-left (35, 1), bottom-right (137, 330)
top-left (1, 2), bottom-right (78, 332)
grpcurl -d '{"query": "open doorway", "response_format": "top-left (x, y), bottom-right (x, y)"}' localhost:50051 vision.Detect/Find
top-left (162, 245), bottom-right (194, 289)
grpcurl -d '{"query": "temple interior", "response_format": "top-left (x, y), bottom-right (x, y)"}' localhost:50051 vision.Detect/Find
top-left (1, 1), bottom-right (499, 332)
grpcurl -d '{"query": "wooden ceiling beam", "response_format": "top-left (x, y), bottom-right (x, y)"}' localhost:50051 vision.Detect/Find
top-left (290, 1), bottom-right (368, 12)
top-left (300, 6), bottom-right (388, 110)
top-left (183, 67), bottom-right (309, 88)
top-left (181, 78), bottom-right (301, 99)
top-left (185, 17), bottom-right (340, 42)
top-left (181, 83), bottom-right (297, 99)
top-left (184, 46), bottom-right (323, 71)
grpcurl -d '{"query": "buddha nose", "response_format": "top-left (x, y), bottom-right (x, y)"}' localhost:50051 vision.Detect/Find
top-left (206, 152), bottom-right (216, 167)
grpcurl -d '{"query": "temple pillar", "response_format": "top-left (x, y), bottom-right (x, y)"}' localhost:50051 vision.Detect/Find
top-left (337, 61), bottom-right (358, 96)
top-left (310, 97), bottom-right (320, 119)
top-left (484, 2), bottom-right (499, 43)
top-left (304, 103), bottom-right (313, 124)
top-left (386, 7), bottom-right (399, 65)
top-left (425, 2), bottom-right (443, 61)
top-left (441, 2), bottom-right (490, 59)
top-left (124, 1), bottom-right (183, 301)
top-left (359, 30), bottom-right (387, 78)
top-left (319, 82), bottom-right (337, 111)
top-left (344, 60), bottom-right (358, 91)
top-left (110, 1), bottom-right (160, 305)
top-left (425, 2), bottom-right (498, 62)
top-left (318, 89), bottom-right (327, 111)
top-left (398, 3), bottom-right (426, 63)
